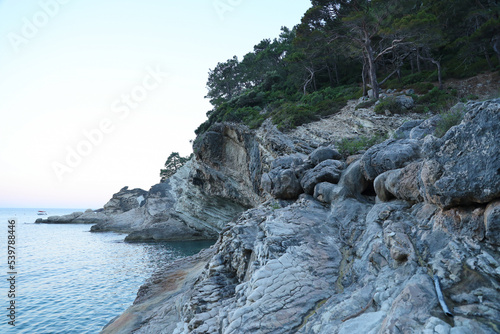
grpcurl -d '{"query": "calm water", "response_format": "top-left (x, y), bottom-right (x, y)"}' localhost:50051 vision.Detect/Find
top-left (0, 208), bottom-right (214, 334)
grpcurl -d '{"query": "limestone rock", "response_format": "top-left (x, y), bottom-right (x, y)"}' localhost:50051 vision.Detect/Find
top-left (314, 160), bottom-right (370, 203)
top-left (409, 115), bottom-right (442, 140)
top-left (360, 138), bottom-right (421, 181)
top-left (193, 123), bottom-right (263, 208)
top-left (392, 119), bottom-right (424, 139)
top-left (261, 168), bottom-right (302, 200)
top-left (301, 159), bottom-right (344, 195)
top-left (308, 146), bottom-right (342, 166)
top-left (380, 275), bottom-right (437, 332)
top-left (375, 162), bottom-right (424, 203)
top-left (37, 210), bottom-right (107, 225)
top-left (420, 99), bottom-right (500, 208)
top-left (80, 100), bottom-right (500, 334)
top-left (124, 222), bottom-right (205, 243)
top-left (395, 95), bottom-right (415, 110)
top-left (103, 186), bottom-right (147, 215)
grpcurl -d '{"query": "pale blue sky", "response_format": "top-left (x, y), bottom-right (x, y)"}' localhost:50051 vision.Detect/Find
top-left (0, 0), bottom-right (311, 208)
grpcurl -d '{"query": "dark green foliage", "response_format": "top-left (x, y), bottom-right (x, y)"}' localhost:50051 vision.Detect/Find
top-left (356, 99), bottom-right (377, 109)
top-left (374, 97), bottom-right (405, 115)
top-left (160, 152), bottom-right (192, 182)
top-left (416, 87), bottom-right (458, 113)
top-left (435, 108), bottom-right (466, 138)
top-left (337, 133), bottom-right (388, 157)
top-left (410, 82), bottom-right (435, 94)
top-left (197, 0), bottom-right (499, 136)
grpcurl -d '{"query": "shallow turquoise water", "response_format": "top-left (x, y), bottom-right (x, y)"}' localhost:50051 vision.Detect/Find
top-left (0, 208), bottom-right (214, 334)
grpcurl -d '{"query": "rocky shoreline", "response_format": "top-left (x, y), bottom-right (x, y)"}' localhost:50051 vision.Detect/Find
top-left (41, 98), bottom-right (500, 333)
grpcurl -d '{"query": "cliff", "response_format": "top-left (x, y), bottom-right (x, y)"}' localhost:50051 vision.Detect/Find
top-left (98, 98), bottom-right (500, 333)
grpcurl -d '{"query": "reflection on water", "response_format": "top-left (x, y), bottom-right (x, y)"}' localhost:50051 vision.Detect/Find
top-left (0, 208), bottom-right (215, 334)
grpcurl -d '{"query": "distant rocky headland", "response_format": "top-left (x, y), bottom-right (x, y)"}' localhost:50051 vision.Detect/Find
top-left (40, 96), bottom-right (500, 333)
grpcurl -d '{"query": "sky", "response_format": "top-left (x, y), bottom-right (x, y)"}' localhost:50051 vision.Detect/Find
top-left (0, 0), bottom-right (312, 209)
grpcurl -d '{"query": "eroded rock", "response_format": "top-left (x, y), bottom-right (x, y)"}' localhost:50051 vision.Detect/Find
top-left (360, 138), bottom-right (421, 181)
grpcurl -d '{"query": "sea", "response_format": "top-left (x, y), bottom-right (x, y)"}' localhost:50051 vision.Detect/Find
top-left (0, 208), bottom-right (215, 334)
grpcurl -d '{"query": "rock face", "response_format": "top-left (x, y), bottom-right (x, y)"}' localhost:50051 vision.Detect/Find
top-left (101, 99), bottom-right (500, 334)
top-left (420, 99), bottom-right (500, 208)
top-left (301, 159), bottom-right (344, 194)
top-left (360, 138), bottom-right (421, 181)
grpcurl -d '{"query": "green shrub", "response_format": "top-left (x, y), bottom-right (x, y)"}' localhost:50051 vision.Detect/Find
top-left (416, 87), bottom-right (458, 113)
top-left (466, 93), bottom-right (479, 100)
top-left (337, 133), bottom-right (388, 156)
top-left (374, 97), bottom-right (405, 114)
top-left (401, 71), bottom-right (433, 85)
top-left (356, 99), bottom-right (377, 109)
top-left (435, 108), bottom-right (465, 138)
top-left (410, 82), bottom-right (434, 94)
top-left (272, 103), bottom-right (318, 131)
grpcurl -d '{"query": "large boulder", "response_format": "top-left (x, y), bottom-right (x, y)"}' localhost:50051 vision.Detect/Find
top-left (395, 95), bottom-right (415, 110)
top-left (261, 168), bottom-right (302, 200)
top-left (374, 162), bottom-right (424, 203)
top-left (301, 159), bottom-right (344, 195)
top-left (360, 139), bottom-right (421, 181)
top-left (314, 160), bottom-right (370, 204)
top-left (261, 154), bottom-right (308, 200)
top-left (309, 146), bottom-right (342, 166)
top-left (420, 99), bottom-right (500, 208)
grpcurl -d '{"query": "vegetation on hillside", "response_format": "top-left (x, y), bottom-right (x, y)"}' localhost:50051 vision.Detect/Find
top-left (197, 0), bottom-right (499, 134)
top-left (160, 152), bottom-right (192, 182)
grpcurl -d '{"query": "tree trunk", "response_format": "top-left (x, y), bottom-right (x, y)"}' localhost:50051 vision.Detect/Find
top-left (492, 35), bottom-right (500, 65)
top-left (361, 61), bottom-right (367, 97)
top-left (365, 41), bottom-right (379, 99)
top-left (303, 66), bottom-right (315, 95)
top-left (326, 64), bottom-right (334, 86)
top-left (483, 46), bottom-right (493, 70)
top-left (416, 48), bottom-right (421, 72)
top-left (334, 62), bottom-right (340, 85)
top-left (418, 55), bottom-right (443, 90)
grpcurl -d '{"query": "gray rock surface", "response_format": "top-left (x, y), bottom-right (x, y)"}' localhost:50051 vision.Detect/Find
top-left (360, 138), bottom-right (421, 181)
top-left (375, 162), bottom-right (424, 203)
top-left (261, 168), bottom-right (302, 199)
top-left (395, 95), bottom-right (415, 110)
top-left (261, 154), bottom-right (306, 200)
top-left (392, 119), bottom-right (424, 139)
top-left (103, 186), bottom-right (147, 215)
top-left (409, 115), bottom-right (442, 140)
top-left (308, 146), bottom-right (342, 165)
top-left (301, 159), bottom-right (344, 194)
top-left (36, 210), bottom-right (108, 224)
top-left (420, 99), bottom-right (500, 208)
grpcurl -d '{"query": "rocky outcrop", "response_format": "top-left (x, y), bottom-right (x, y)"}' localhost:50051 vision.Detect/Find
top-left (102, 99), bottom-right (500, 333)
top-left (261, 154), bottom-right (305, 200)
top-left (300, 159), bottom-right (344, 194)
top-left (419, 99), bottom-right (500, 208)
top-left (360, 138), bottom-right (421, 181)
top-left (103, 187), bottom-right (147, 214)
top-left (36, 209), bottom-right (108, 224)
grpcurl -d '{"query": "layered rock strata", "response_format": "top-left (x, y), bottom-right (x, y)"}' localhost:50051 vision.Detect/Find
top-left (102, 99), bottom-right (500, 333)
